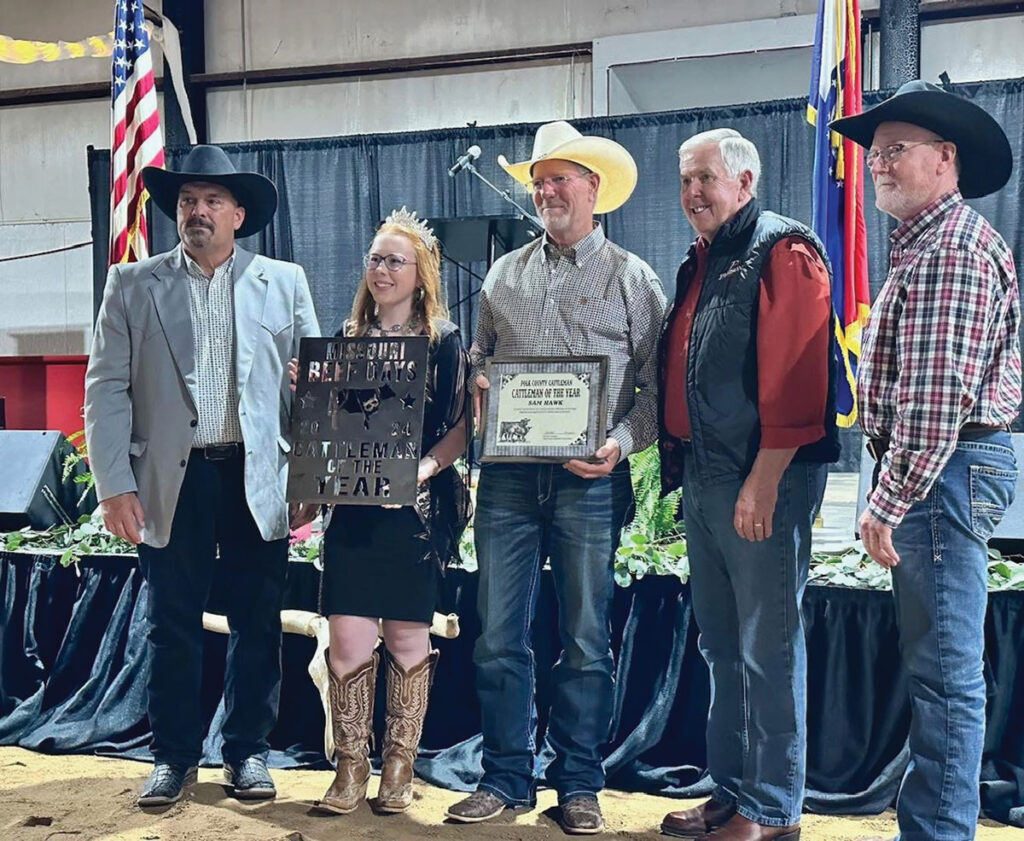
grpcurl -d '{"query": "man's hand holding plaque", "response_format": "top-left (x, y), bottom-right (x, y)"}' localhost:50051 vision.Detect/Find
top-left (478, 356), bottom-right (610, 465)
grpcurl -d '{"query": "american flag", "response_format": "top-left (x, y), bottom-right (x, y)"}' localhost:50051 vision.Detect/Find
top-left (109, 0), bottom-right (164, 264)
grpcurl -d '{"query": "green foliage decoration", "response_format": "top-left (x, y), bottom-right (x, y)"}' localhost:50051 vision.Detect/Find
top-left (61, 429), bottom-right (96, 508)
top-left (613, 445), bottom-right (687, 588)
top-left (5, 436), bottom-right (1024, 592)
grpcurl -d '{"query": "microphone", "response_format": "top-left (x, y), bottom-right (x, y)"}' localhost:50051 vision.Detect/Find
top-left (448, 145), bottom-right (482, 177)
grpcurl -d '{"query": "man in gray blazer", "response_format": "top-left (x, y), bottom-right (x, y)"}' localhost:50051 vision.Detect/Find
top-left (85, 145), bottom-right (320, 806)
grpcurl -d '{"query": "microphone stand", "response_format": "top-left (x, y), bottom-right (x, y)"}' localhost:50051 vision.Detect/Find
top-left (460, 161), bottom-right (545, 234)
top-left (444, 160), bottom-right (545, 308)
top-left (446, 257), bottom-right (488, 310)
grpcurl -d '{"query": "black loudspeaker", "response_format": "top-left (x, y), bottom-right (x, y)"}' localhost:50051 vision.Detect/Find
top-left (856, 432), bottom-right (1024, 541)
top-left (0, 430), bottom-right (89, 531)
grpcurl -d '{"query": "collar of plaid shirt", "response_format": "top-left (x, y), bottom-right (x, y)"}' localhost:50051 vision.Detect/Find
top-left (889, 189), bottom-right (963, 252)
top-left (541, 223), bottom-right (603, 266)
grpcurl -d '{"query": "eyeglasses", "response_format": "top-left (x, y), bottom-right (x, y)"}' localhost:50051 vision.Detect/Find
top-left (865, 140), bottom-right (945, 167)
top-left (530, 172), bottom-right (593, 192)
top-left (363, 253), bottom-right (417, 271)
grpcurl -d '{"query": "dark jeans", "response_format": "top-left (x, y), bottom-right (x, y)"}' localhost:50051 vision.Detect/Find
top-left (137, 450), bottom-right (288, 768)
top-left (472, 461), bottom-right (634, 806)
top-left (682, 459), bottom-right (827, 826)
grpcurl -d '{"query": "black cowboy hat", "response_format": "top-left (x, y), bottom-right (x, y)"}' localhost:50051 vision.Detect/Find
top-left (142, 145), bottom-right (278, 238)
top-left (829, 80), bottom-right (1012, 199)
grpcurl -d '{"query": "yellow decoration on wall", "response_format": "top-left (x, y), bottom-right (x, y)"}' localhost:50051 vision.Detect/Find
top-left (0, 30), bottom-right (150, 64)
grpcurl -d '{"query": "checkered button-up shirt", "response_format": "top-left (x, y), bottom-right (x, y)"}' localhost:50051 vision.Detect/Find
top-left (859, 190), bottom-right (1022, 527)
top-left (184, 246), bottom-right (244, 447)
top-left (469, 224), bottom-right (667, 458)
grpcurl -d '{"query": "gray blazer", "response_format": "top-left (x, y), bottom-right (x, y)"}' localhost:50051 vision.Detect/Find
top-left (84, 245), bottom-right (321, 548)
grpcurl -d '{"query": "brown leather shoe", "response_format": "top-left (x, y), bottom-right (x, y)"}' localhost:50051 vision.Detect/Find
top-left (699, 814), bottom-right (800, 841)
top-left (445, 789), bottom-right (509, 823)
top-left (376, 649), bottom-right (438, 813)
top-left (314, 650), bottom-right (379, 815)
top-left (661, 798), bottom-right (736, 837)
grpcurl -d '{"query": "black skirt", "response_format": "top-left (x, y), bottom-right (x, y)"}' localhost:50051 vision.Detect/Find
top-left (320, 505), bottom-right (439, 623)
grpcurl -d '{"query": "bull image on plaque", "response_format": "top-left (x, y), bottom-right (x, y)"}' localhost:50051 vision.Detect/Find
top-left (481, 355), bottom-right (609, 462)
top-left (287, 335), bottom-right (429, 506)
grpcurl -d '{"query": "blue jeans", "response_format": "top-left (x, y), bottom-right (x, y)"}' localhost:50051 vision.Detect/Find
top-left (472, 461), bottom-right (634, 806)
top-left (889, 434), bottom-right (1016, 841)
top-left (682, 459), bottom-right (827, 827)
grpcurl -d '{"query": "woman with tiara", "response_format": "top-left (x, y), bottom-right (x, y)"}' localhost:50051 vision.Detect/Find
top-left (304, 208), bottom-right (469, 815)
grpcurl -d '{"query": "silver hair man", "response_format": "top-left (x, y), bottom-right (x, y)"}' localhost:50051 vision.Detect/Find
top-left (678, 128), bottom-right (762, 198)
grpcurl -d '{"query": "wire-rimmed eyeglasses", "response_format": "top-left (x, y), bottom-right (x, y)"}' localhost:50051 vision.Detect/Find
top-left (865, 139), bottom-right (945, 167)
top-left (530, 172), bottom-right (593, 192)
top-left (363, 253), bottom-right (417, 271)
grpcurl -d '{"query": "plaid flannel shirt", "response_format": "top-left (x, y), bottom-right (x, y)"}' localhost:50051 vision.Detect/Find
top-left (858, 190), bottom-right (1022, 527)
top-left (469, 224), bottom-right (666, 459)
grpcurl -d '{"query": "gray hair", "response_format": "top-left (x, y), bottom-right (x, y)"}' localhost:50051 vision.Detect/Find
top-left (678, 128), bottom-right (761, 197)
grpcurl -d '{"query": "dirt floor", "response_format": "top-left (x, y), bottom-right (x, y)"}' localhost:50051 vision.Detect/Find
top-left (0, 747), bottom-right (1018, 841)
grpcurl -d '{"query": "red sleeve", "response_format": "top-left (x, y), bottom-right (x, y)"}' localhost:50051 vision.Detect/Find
top-left (757, 236), bottom-right (831, 449)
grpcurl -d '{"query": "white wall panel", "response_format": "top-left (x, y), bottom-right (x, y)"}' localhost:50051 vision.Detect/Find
top-left (207, 59), bottom-right (590, 142)
top-left (0, 221), bottom-right (93, 355)
top-left (205, 0), bottom-right (820, 73)
top-left (921, 15), bottom-right (1024, 84)
top-left (593, 14), bottom-right (817, 116)
top-left (0, 99), bottom-right (109, 223)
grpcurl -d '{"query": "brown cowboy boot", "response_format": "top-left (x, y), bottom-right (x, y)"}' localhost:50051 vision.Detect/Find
top-left (315, 650), bottom-right (379, 815)
top-left (699, 814), bottom-right (800, 841)
top-left (662, 798), bottom-right (737, 837)
top-left (376, 649), bottom-right (438, 813)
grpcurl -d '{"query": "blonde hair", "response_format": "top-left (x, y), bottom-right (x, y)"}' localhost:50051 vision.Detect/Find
top-left (347, 221), bottom-right (449, 344)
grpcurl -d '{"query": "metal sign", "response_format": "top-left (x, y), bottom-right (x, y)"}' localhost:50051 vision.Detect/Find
top-left (287, 335), bottom-right (429, 506)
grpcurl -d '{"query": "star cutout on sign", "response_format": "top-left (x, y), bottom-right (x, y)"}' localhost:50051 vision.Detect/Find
top-left (401, 393), bottom-right (417, 410)
top-left (299, 391), bottom-right (318, 410)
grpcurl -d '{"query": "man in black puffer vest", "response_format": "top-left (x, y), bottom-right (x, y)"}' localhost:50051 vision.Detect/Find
top-left (659, 129), bottom-right (840, 841)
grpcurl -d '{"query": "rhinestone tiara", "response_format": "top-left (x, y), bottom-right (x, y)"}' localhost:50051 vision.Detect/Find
top-left (383, 206), bottom-right (438, 250)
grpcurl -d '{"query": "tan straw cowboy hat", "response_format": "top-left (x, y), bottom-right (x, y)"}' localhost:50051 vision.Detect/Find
top-left (498, 121), bottom-right (638, 214)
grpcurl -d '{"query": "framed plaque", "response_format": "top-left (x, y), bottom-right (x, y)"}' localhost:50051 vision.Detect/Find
top-left (480, 355), bottom-right (609, 463)
top-left (287, 335), bottom-right (429, 506)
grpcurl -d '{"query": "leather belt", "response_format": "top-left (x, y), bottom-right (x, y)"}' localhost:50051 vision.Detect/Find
top-left (866, 422), bottom-right (1010, 463)
top-left (193, 443), bottom-right (242, 461)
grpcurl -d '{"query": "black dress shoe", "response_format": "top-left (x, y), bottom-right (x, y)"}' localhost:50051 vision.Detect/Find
top-left (224, 755), bottom-right (277, 800)
top-left (138, 762), bottom-right (198, 806)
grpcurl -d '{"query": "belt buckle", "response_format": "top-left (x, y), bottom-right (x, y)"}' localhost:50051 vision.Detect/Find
top-left (204, 443), bottom-right (238, 461)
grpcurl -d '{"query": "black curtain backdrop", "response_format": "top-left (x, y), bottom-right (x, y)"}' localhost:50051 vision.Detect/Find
top-left (86, 77), bottom-right (1024, 469)
top-left (2, 551), bottom-right (1023, 825)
